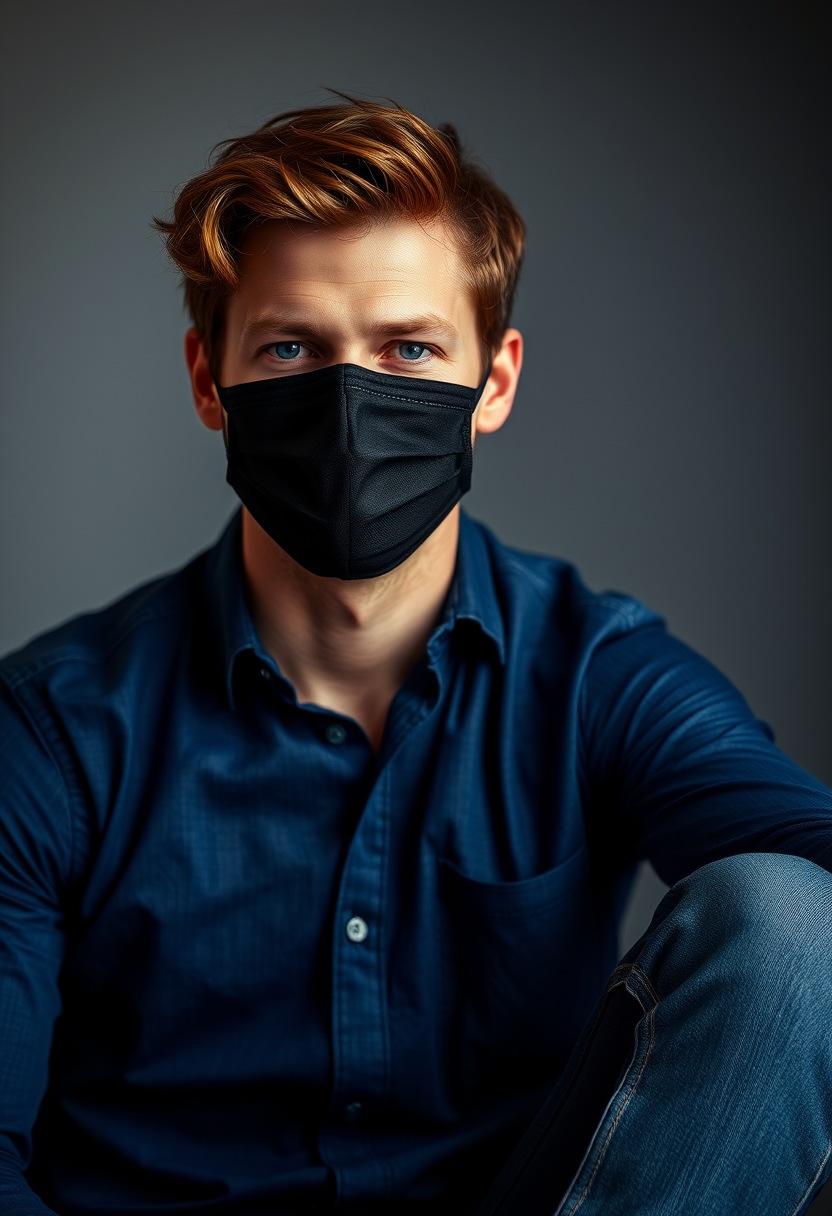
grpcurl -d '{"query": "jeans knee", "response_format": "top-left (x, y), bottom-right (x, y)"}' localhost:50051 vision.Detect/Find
top-left (640, 853), bottom-right (832, 1023)
top-left (680, 852), bottom-right (831, 956)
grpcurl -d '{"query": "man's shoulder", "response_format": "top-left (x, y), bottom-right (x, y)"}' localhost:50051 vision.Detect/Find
top-left (0, 545), bottom-right (213, 703)
top-left (465, 515), bottom-right (662, 642)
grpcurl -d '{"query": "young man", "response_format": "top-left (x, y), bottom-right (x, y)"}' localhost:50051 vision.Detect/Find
top-left (0, 98), bottom-right (830, 1216)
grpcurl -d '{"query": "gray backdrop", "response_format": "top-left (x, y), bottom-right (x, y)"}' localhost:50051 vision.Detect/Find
top-left (1, 4), bottom-right (829, 963)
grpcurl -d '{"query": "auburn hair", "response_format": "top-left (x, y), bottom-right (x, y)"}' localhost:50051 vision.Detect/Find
top-left (155, 96), bottom-right (525, 376)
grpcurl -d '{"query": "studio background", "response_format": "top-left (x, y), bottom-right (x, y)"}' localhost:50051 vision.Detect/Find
top-left (1, 2), bottom-right (829, 959)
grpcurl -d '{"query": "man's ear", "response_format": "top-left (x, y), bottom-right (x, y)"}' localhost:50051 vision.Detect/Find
top-left (185, 328), bottom-right (224, 432)
top-left (472, 328), bottom-right (523, 437)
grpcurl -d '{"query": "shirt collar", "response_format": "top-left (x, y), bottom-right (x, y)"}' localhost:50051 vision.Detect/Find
top-left (443, 510), bottom-right (506, 664)
top-left (206, 507), bottom-right (507, 710)
top-left (204, 510), bottom-right (262, 709)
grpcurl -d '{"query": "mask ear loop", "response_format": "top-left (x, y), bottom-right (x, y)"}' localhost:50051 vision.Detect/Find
top-left (475, 358), bottom-right (494, 403)
top-left (214, 386), bottom-right (231, 458)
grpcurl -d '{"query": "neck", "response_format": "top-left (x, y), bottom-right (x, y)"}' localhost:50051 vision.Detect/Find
top-left (241, 510), bottom-right (460, 749)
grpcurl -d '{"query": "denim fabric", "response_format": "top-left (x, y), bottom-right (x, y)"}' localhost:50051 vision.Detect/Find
top-left (476, 854), bottom-right (832, 1216)
top-left (1, 511), bottom-right (831, 1214)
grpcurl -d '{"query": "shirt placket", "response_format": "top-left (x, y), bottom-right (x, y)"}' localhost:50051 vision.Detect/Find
top-left (320, 671), bottom-right (441, 1203)
top-left (320, 760), bottom-right (392, 1199)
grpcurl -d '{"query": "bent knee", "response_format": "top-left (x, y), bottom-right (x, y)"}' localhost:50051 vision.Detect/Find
top-left (651, 851), bottom-right (832, 1001)
top-left (683, 852), bottom-right (830, 931)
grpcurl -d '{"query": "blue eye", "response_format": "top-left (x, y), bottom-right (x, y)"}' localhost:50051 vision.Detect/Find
top-left (398, 343), bottom-right (429, 361)
top-left (271, 342), bottom-right (303, 360)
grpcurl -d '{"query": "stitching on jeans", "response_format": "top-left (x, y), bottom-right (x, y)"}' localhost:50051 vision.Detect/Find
top-left (787, 1142), bottom-right (832, 1216)
top-left (483, 991), bottom-right (619, 1214)
top-left (483, 978), bottom-right (632, 1215)
top-left (564, 997), bottom-right (656, 1214)
top-left (567, 1004), bottom-right (656, 1214)
top-left (630, 965), bottom-right (659, 1006)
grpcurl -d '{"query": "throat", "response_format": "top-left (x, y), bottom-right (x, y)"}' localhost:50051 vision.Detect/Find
top-left (277, 612), bottom-right (432, 753)
top-left (306, 681), bottom-right (399, 754)
top-left (242, 510), bottom-right (460, 751)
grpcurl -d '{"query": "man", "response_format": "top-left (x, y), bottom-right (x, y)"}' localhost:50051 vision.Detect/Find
top-left (0, 97), bottom-right (830, 1216)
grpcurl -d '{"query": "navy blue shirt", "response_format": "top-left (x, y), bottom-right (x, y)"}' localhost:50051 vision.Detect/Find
top-left (1, 511), bottom-right (830, 1215)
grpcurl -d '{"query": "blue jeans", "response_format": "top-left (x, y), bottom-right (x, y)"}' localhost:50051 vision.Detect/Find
top-left (475, 854), bottom-right (832, 1215)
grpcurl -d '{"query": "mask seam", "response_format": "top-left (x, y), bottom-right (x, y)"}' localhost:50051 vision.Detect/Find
top-left (343, 384), bottom-right (474, 411)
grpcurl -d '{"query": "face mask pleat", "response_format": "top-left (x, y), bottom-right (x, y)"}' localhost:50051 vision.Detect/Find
top-left (216, 363), bottom-right (483, 580)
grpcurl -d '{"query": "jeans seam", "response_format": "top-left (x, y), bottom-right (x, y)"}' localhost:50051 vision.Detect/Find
top-left (787, 1142), bottom-right (832, 1216)
top-left (631, 965), bottom-right (659, 1007)
top-left (559, 966), bottom-right (657, 1216)
top-left (478, 972), bottom-right (633, 1215)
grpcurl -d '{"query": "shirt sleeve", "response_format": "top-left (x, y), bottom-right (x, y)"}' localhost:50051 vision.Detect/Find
top-left (0, 681), bottom-right (70, 1214)
top-left (579, 618), bottom-right (832, 886)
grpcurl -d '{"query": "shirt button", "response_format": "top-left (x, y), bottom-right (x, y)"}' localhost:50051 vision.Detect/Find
top-left (259, 665), bottom-right (273, 682)
top-left (346, 916), bottom-right (368, 943)
top-left (325, 722), bottom-right (347, 746)
top-left (344, 1101), bottom-right (364, 1124)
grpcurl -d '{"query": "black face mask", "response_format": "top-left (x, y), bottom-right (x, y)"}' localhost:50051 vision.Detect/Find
top-left (215, 362), bottom-right (490, 580)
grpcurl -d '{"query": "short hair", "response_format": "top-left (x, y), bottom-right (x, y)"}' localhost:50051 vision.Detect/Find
top-left (155, 96), bottom-right (526, 377)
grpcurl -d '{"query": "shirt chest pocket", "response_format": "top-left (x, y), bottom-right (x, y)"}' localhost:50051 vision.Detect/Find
top-left (438, 846), bottom-right (604, 1102)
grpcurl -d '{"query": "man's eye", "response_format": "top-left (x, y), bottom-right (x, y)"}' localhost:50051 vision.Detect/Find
top-left (397, 343), bottom-right (431, 362)
top-left (268, 342), bottom-right (305, 360)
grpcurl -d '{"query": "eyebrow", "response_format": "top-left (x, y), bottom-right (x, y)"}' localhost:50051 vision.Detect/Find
top-left (241, 313), bottom-right (460, 342)
top-left (368, 314), bottom-right (460, 340)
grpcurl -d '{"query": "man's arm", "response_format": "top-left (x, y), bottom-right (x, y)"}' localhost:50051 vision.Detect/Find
top-left (580, 620), bottom-right (832, 884)
top-left (0, 683), bottom-right (70, 1215)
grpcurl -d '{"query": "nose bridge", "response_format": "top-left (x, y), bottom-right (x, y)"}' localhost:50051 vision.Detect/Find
top-left (333, 344), bottom-right (376, 372)
top-left (305, 307), bottom-right (381, 373)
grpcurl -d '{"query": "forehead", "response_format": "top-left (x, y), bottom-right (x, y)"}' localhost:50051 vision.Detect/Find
top-left (230, 216), bottom-right (474, 327)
